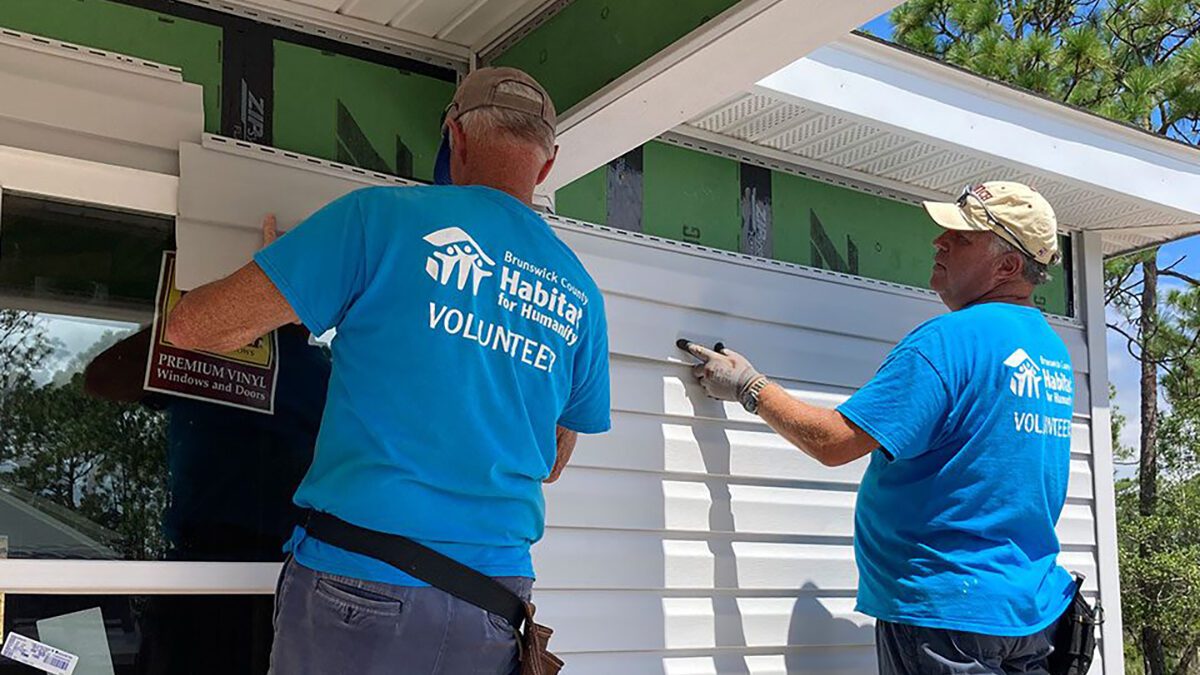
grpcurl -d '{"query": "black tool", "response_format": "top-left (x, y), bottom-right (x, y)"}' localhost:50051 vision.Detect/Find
top-left (677, 338), bottom-right (727, 355)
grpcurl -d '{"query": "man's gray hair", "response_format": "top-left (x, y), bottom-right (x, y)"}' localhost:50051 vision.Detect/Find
top-left (989, 234), bottom-right (1051, 286)
top-left (457, 81), bottom-right (555, 161)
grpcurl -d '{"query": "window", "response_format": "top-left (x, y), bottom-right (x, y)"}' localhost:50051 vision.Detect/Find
top-left (1, 198), bottom-right (328, 563)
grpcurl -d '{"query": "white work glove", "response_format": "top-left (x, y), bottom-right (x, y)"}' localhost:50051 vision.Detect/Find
top-left (678, 340), bottom-right (769, 412)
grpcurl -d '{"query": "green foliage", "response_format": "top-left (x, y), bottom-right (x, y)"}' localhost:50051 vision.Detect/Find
top-left (892, 0), bottom-right (1200, 138)
top-left (1106, 254), bottom-right (1200, 673)
top-left (0, 309), bottom-right (53, 391)
top-left (1117, 475), bottom-right (1200, 673)
top-left (1112, 382), bottom-right (1135, 463)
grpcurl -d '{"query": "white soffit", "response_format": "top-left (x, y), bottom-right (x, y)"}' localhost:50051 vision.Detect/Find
top-left (0, 27), bottom-right (204, 175)
top-left (683, 33), bottom-right (1200, 257)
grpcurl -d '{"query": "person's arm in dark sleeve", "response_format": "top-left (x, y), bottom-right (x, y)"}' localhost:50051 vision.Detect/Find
top-left (84, 327), bottom-right (153, 403)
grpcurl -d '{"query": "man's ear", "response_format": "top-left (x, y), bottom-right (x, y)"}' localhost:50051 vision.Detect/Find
top-left (447, 119), bottom-right (468, 164)
top-left (535, 145), bottom-right (559, 186)
top-left (997, 250), bottom-right (1025, 283)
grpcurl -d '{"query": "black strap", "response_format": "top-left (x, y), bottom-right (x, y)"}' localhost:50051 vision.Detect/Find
top-left (301, 509), bottom-right (526, 630)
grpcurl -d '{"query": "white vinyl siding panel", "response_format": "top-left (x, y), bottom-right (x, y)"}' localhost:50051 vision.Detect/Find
top-left (172, 137), bottom-right (1112, 673)
top-left (0, 28), bottom-right (202, 174)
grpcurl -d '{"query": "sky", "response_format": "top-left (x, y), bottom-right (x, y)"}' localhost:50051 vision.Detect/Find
top-left (861, 11), bottom-right (895, 38)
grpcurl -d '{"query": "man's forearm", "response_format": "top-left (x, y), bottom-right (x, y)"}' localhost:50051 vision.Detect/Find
top-left (546, 425), bottom-right (578, 483)
top-left (166, 262), bottom-right (298, 353)
top-left (679, 340), bottom-right (878, 466)
top-left (756, 383), bottom-right (877, 467)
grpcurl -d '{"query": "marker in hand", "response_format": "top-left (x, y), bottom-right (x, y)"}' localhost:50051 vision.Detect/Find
top-left (676, 338), bottom-right (726, 355)
top-left (676, 336), bottom-right (765, 407)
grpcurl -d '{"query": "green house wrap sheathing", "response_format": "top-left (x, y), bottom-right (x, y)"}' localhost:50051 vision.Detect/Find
top-left (273, 42), bottom-right (454, 183)
top-left (643, 143), bottom-right (741, 251)
top-left (557, 167), bottom-right (608, 227)
top-left (771, 171), bottom-right (943, 287)
top-left (556, 142), bottom-right (1071, 316)
top-left (492, 0), bottom-right (739, 112)
top-left (772, 173), bottom-right (1070, 314)
top-left (0, 0), bottom-right (223, 133)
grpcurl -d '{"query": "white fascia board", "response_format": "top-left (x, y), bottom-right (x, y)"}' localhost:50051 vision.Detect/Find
top-left (544, 0), bottom-right (901, 192)
top-left (757, 35), bottom-right (1200, 223)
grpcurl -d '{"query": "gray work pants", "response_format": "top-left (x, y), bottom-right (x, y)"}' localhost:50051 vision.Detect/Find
top-left (268, 556), bottom-right (530, 675)
top-left (876, 619), bottom-right (1058, 675)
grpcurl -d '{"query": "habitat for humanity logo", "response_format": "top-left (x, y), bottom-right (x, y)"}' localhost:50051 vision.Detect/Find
top-left (1004, 348), bottom-right (1042, 398)
top-left (424, 227), bottom-right (495, 295)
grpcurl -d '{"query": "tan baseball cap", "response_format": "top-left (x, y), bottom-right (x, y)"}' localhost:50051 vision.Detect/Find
top-left (923, 181), bottom-right (1060, 265)
top-left (445, 66), bottom-right (556, 135)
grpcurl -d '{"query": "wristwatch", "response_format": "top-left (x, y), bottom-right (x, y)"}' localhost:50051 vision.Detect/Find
top-left (739, 376), bottom-right (771, 414)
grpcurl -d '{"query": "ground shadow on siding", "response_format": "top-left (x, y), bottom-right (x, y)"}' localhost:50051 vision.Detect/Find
top-left (684, 367), bottom-right (875, 673)
top-left (695, 409), bottom-right (751, 674)
top-left (786, 583), bottom-right (877, 674)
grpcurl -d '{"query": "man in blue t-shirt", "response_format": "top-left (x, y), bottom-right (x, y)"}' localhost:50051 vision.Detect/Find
top-left (165, 67), bottom-right (611, 674)
top-left (683, 182), bottom-right (1076, 674)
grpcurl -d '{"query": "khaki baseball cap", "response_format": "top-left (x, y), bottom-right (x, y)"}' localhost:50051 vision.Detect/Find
top-left (445, 66), bottom-right (556, 135)
top-left (923, 181), bottom-right (1060, 265)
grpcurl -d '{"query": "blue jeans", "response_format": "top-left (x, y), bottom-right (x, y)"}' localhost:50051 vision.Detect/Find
top-left (268, 557), bottom-right (531, 674)
top-left (876, 620), bottom-right (1057, 675)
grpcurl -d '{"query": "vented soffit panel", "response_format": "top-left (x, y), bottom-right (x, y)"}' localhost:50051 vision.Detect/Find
top-left (1097, 224), bottom-right (1200, 258)
top-left (683, 34), bottom-right (1200, 259)
top-left (0, 28), bottom-right (204, 175)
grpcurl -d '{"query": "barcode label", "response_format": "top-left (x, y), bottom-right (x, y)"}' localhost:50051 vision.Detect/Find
top-left (1, 633), bottom-right (78, 675)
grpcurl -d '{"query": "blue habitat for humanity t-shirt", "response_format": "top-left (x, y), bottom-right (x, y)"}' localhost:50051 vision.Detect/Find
top-left (837, 303), bottom-right (1077, 636)
top-left (254, 185), bottom-right (611, 586)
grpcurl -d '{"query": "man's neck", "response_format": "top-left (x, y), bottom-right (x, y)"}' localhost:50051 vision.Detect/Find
top-left (963, 283), bottom-right (1035, 310)
top-left (475, 181), bottom-right (534, 206)
top-left (456, 151), bottom-right (538, 206)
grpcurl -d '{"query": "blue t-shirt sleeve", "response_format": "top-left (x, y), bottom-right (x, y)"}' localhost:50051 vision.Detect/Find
top-left (837, 346), bottom-right (950, 461)
top-left (254, 190), bottom-right (368, 336)
top-left (557, 298), bottom-right (612, 434)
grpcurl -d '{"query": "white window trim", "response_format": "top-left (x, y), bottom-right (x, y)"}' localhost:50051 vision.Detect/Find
top-left (0, 144), bottom-right (177, 216)
top-left (0, 560), bottom-right (280, 594)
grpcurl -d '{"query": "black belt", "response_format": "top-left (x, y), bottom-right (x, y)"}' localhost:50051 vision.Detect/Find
top-left (301, 509), bottom-right (526, 630)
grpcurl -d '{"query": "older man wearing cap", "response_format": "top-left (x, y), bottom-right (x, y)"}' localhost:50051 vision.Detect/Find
top-left (166, 67), bottom-right (611, 674)
top-left (682, 181), bottom-right (1076, 674)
